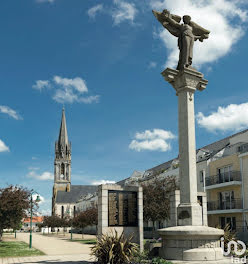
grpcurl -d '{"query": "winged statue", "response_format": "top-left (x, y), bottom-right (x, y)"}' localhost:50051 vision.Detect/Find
top-left (153, 9), bottom-right (210, 70)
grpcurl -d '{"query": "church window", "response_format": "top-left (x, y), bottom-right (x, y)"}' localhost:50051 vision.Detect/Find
top-left (61, 163), bottom-right (65, 176)
top-left (61, 206), bottom-right (64, 219)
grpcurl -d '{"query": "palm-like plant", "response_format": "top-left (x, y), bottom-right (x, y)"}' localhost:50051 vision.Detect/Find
top-left (91, 230), bottom-right (139, 264)
top-left (223, 224), bottom-right (237, 251)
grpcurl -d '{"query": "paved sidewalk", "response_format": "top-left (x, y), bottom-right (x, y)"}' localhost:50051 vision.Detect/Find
top-left (15, 233), bottom-right (93, 256)
top-left (0, 233), bottom-right (96, 263)
top-left (0, 254), bottom-right (94, 264)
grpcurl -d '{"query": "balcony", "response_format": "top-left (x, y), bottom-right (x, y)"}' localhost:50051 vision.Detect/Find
top-left (238, 143), bottom-right (248, 154)
top-left (207, 199), bottom-right (243, 214)
top-left (205, 171), bottom-right (242, 189)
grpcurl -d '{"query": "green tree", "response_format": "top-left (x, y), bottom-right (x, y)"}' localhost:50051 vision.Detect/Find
top-left (0, 185), bottom-right (33, 241)
top-left (72, 207), bottom-right (97, 238)
top-left (43, 215), bottom-right (62, 234)
top-left (142, 176), bottom-right (178, 232)
top-left (72, 211), bottom-right (88, 238)
top-left (84, 207), bottom-right (98, 226)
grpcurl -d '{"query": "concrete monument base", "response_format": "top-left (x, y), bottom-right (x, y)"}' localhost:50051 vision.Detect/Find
top-left (158, 226), bottom-right (224, 261)
top-left (170, 258), bottom-right (232, 264)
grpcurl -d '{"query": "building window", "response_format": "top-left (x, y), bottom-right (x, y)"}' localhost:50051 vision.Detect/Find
top-left (218, 190), bottom-right (235, 210)
top-left (217, 165), bottom-right (232, 183)
top-left (199, 170), bottom-right (204, 182)
top-left (61, 163), bottom-right (65, 176)
top-left (61, 206), bottom-right (64, 219)
top-left (220, 217), bottom-right (236, 230)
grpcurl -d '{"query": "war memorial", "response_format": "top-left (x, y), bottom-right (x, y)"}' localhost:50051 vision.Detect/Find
top-left (151, 9), bottom-right (227, 262)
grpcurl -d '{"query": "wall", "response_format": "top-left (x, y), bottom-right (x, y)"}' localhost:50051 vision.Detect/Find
top-left (55, 203), bottom-right (76, 218)
top-left (209, 154), bottom-right (240, 177)
top-left (240, 153), bottom-right (248, 209)
top-left (208, 213), bottom-right (243, 229)
top-left (98, 184), bottom-right (144, 251)
top-left (196, 160), bottom-right (208, 192)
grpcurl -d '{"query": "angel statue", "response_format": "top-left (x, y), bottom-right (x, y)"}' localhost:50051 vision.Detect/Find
top-left (153, 9), bottom-right (210, 70)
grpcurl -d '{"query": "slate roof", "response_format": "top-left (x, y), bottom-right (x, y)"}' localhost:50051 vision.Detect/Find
top-left (146, 129), bottom-right (248, 174)
top-left (56, 185), bottom-right (97, 204)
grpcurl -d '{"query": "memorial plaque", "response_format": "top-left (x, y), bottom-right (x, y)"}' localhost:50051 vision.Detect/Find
top-left (108, 190), bottom-right (138, 226)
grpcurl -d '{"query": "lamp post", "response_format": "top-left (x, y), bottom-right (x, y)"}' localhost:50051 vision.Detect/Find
top-left (29, 191), bottom-right (40, 249)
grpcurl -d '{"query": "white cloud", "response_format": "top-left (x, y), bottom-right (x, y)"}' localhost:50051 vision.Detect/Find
top-left (151, 0), bottom-right (248, 68)
top-left (197, 102), bottom-right (248, 132)
top-left (0, 139), bottom-right (10, 152)
top-left (0, 105), bottom-right (22, 120)
top-left (32, 80), bottom-right (50, 91)
top-left (79, 95), bottom-right (100, 104)
top-left (112, 0), bottom-right (137, 25)
top-left (36, 0), bottom-right (55, 3)
top-left (88, 4), bottom-right (103, 19)
top-left (53, 76), bottom-right (88, 93)
top-left (129, 129), bottom-right (176, 152)
top-left (27, 170), bottom-right (53, 181)
top-left (148, 61), bottom-right (157, 69)
top-left (92, 180), bottom-right (116, 185)
top-left (33, 76), bottom-right (100, 104)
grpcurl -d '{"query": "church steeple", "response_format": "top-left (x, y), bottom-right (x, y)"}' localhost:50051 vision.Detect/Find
top-left (54, 108), bottom-right (71, 192)
top-left (58, 107), bottom-right (69, 147)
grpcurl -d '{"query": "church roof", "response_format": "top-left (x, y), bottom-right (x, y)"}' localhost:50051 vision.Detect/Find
top-left (56, 185), bottom-right (97, 204)
top-left (58, 108), bottom-right (69, 147)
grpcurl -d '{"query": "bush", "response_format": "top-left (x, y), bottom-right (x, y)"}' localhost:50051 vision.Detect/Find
top-left (131, 250), bottom-right (172, 264)
top-left (91, 230), bottom-right (139, 264)
top-left (150, 257), bottom-right (172, 264)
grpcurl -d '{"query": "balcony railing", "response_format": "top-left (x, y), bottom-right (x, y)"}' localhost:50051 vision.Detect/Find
top-left (238, 143), bottom-right (248, 154)
top-left (207, 199), bottom-right (243, 211)
top-left (205, 171), bottom-right (241, 186)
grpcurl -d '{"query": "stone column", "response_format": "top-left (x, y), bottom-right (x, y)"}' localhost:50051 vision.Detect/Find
top-left (162, 67), bottom-right (208, 226)
top-left (168, 190), bottom-right (180, 227)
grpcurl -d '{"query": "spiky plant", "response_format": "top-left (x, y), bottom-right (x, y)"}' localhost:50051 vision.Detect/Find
top-left (91, 230), bottom-right (139, 264)
top-left (223, 224), bottom-right (237, 250)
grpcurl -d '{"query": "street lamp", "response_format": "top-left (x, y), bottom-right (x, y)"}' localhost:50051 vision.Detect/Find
top-left (29, 191), bottom-right (40, 249)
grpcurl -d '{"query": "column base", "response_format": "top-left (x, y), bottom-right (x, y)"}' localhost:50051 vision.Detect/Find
top-left (177, 203), bottom-right (202, 226)
top-left (158, 226), bottom-right (224, 261)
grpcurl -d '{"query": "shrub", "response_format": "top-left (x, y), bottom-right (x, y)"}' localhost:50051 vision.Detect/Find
top-left (91, 230), bottom-right (139, 264)
top-left (220, 224), bottom-right (237, 252)
top-left (150, 257), bottom-right (172, 264)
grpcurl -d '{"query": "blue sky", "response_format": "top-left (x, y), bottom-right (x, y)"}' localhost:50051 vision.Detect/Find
top-left (1, 0), bottom-right (248, 214)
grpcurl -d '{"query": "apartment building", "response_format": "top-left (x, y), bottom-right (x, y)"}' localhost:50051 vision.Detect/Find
top-left (75, 129), bottom-right (248, 241)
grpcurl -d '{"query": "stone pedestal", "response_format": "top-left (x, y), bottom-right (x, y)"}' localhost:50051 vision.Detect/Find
top-left (159, 226), bottom-right (224, 261)
top-left (159, 68), bottom-right (224, 261)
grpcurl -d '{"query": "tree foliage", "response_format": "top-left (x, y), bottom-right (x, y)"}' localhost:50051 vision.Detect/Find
top-left (43, 215), bottom-right (63, 230)
top-left (0, 185), bottom-right (33, 240)
top-left (72, 207), bottom-right (98, 237)
top-left (142, 176), bottom-right (178, 224)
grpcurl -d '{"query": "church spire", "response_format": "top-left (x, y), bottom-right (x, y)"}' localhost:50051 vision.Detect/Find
top-left (58, 108), bottom-right (68, 147)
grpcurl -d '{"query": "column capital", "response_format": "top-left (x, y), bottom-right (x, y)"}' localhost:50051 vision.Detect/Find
top-left (161, 67), bottom-right (208, 95)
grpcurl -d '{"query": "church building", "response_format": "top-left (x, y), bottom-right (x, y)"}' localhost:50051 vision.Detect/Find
top-left (52, 109), bottom-right (97, 218)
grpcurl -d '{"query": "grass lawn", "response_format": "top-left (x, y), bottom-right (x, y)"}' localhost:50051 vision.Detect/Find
top-left (70, 239), bottom-right (97, 245)
top-left (0, 241), bottom-right (45, 258)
